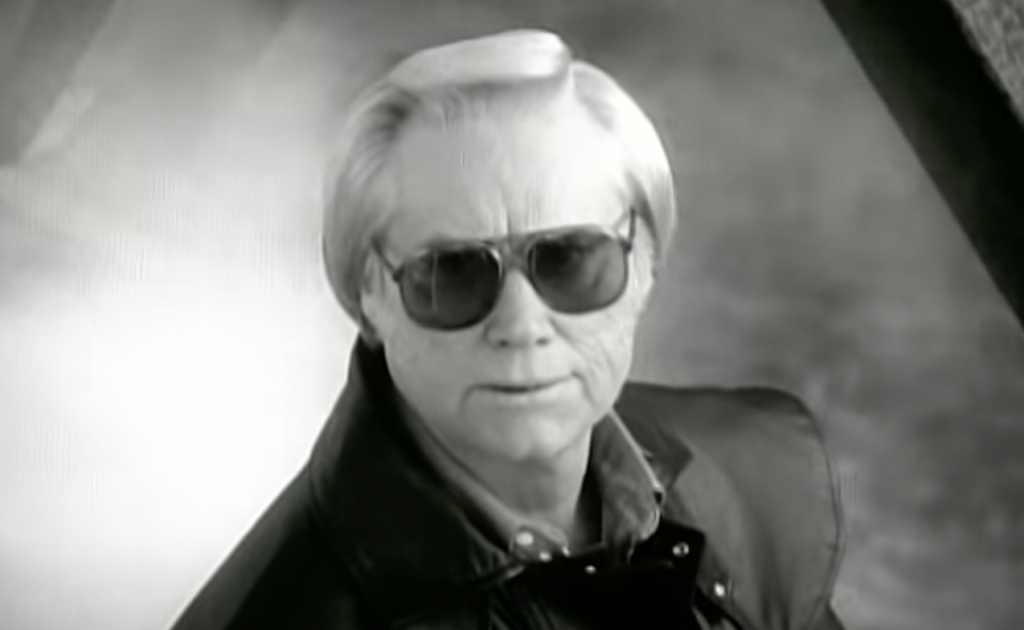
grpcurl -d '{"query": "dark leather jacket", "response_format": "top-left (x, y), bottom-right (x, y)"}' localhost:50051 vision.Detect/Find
top-left (170, 341), bottom-right (846, 630)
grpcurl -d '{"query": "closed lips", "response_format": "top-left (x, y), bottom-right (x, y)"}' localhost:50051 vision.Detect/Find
top-left (484, 379), bottom-right (566, 393)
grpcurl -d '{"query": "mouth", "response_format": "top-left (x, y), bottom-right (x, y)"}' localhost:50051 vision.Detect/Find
top-left (482, 378), bottom-right (568, 394)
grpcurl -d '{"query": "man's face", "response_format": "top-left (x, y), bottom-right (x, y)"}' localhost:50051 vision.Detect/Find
top-left (361, 101), bottom-right (655, 466)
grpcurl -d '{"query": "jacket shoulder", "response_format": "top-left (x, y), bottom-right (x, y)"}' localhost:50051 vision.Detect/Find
top-left (615, 383), bottom-right (827, 484)
top-left (617, 382), bottom-right (830, 480)
top-left (170, 469), bottom-right (369, 630)
top-left (616, 382), bottom-right (846, 630)
top-left (618, 381), bottom-right (812, 427)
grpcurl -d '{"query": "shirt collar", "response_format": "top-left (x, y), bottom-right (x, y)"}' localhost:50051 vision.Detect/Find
top-left (308, 340), bottom-right (693, 626)
top-left (406, 396), bottom-right (666, 563)
top-left (591, 408), bottom-right (667, 549)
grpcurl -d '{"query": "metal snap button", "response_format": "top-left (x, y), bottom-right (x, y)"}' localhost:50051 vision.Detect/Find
top-left (514, 530), bottom-right (535, 547)
top-left (671, 542), bottom-right (690, 558)
top-left (713, 581), bottom-right (729, 598)
top-left (583, 565), bottom-right (597, 574)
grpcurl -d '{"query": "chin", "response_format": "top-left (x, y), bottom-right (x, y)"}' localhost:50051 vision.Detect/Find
top-left (484, 412), bottom-right (595, 462)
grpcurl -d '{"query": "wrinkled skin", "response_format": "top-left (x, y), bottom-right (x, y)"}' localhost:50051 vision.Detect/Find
top-left (360, 100), bottom-right (656, 512)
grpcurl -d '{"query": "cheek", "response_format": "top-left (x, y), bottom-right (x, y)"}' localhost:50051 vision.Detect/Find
top-left (575, 246), bottom-right (653, 389)
top-left (382, 319), bottom-right (477, 412)
top-left (363, 284), bottom-right (472, 402)
top-left (386, 321), bottom-right (465, 383)
top-left (564, 293), bottom-right (644, 403)
top-left (575, 318), bottom-right (635, 378)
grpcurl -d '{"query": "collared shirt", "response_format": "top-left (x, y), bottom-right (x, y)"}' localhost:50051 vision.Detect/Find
top-left (402, 402), bottom-right (666, 563)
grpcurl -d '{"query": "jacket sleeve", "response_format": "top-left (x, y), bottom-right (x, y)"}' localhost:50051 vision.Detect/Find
top-left (170, 469), bottom-right (371, 630)
top-left (724, 388), bottom-right (848, 630)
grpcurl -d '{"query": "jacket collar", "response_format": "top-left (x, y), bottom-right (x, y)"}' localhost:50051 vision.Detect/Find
top-left (308, 340), bottom-right (694, 626)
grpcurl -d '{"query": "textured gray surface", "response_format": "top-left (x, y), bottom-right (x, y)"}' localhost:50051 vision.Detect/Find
top-left (1, 1), bottom-right (1022, 629)
top-left (953, 0), bottom-right (1024, 122)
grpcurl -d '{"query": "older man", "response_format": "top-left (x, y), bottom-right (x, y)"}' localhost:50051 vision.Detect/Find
top-left (171, 30), bottom-right (846, 630)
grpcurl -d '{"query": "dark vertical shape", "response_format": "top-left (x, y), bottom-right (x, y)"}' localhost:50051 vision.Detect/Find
top-left (0, 0), bottom-right (117, 165)
top-left (819, 0), bottom-right (1024, 327)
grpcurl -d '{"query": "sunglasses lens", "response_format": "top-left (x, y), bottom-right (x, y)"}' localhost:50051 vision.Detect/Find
top-left (393, 222), bottom-right (630, 331)
top-left (531, 232), bottom-right (628, 313)
top-left (400, 247), bottom-right (500, 329)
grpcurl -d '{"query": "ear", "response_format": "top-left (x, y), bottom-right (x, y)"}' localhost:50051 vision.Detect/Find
top-left (632, 224), bottom-right (659, 309)
top-left (358, 255), bottom-right (388, 347)
top-left (637, 268), bottom-right (656, 315)
top-left (358, 317), bottom-right (383, 348)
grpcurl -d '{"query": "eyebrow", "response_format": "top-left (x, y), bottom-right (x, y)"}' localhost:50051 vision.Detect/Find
top-left (412, 233), bottom-right (480, 249)
top-left (390, 209), bottom-right (633, 258)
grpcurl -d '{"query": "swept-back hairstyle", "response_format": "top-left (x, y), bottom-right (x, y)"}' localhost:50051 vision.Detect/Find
top-left (322, 30), bottom-right (676, 333)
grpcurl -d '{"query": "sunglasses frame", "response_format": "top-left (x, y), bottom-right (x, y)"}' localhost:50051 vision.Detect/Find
top-left (373, 207), bottom-right (637, 328)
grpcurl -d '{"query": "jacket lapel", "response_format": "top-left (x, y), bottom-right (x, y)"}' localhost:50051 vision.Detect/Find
top-left (308, 341), bottom-right (519, 627)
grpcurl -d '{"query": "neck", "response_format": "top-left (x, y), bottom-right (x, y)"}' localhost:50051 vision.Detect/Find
top-left (400, 404), bottom-right (601, 548)
top-left (466, 432), bottom-right (594, 541)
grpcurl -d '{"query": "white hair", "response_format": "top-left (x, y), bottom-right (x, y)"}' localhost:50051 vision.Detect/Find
top-left (322, 29), bottom-right (677, 333)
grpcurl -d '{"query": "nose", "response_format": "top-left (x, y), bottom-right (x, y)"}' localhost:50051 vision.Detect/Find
top-left (483, 269), bottom-right (555, 348)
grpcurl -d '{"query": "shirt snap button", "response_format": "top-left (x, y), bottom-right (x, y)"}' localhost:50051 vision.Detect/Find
top-left (583, 565), bottom-right (597, 574)
top-left (514, 531), bottom-right (535, 547)
top-left (713, 581), bottom-right (729, 598)
top-left (671, 542), bottom-right (690, 558)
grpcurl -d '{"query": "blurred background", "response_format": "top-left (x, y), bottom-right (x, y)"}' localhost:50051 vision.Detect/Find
top-left (1, 0), bottom-right (1023, 629)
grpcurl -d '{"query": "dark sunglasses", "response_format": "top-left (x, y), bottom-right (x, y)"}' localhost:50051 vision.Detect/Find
top-left (373, 208), bottom-right (637, 330)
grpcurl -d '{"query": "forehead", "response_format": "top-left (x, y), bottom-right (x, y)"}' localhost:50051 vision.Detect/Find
top-left (382, 102), bottom-right (629, 253)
